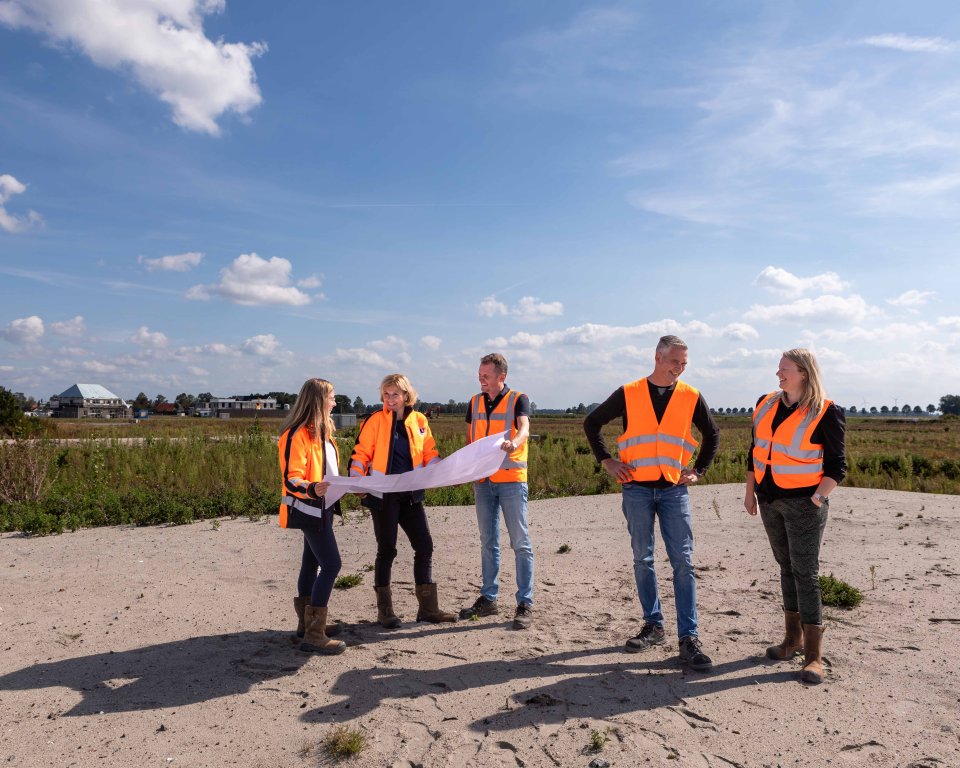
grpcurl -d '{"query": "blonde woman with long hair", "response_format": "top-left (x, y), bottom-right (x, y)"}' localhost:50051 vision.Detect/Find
top-left (744, 349), bottom-right (847, 684)
top-left (277, 378), bottom-right (346, 655)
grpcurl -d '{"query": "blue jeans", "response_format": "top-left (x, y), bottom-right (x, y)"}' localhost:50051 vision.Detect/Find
top-left (622, 483), bottom-right (698, 639)
top-left (473, 480), bottom-right (534, 606)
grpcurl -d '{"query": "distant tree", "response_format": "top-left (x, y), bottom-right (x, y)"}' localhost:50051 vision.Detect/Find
top-left (153, 394), bottom-right (167, 408)
top-left (848, 405), bottom-right (858, 414)
top-left (529, 401), bottom-right (537, 415)
top-left (333, 394), bottom-right (353, 414)
top-left (869, 406), bottom-right (878, 414)
top-left (890, 405), bottom-right (899, 414)
top-left (197, 392), bottom-right (214, 404)
top-left (447, 399), bottom-right (457, 413)
top-left (352, 396), bottom-right (365, 415)
top-left (901, 404), bottom-right (910, 413)
top-left (747, 406), bottom-right (754, 414)
top-left (267, 391), bottom-right (297, 407)
top-left (175, 393), bottom-right (196, 410)
top-left (133, 392), bottom-right (150, 409)
top-left (575, 402), bottom-right (586, 414)
top-left (940, 395), bottom-right (960, 415)
top-left (880, 405), bottom-right (890, 414)
top-left (927, 404), bottom-right (937, 414)
top-left (913, 405), bottom-right (922, 414)
top-left (0, 386), bottom-right (26, 434)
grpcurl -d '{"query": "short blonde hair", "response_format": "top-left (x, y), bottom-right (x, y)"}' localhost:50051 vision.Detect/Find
top-left (380, 373), bottom-right (418, 407)
top-left (782, 348), bottom-right (826, 414)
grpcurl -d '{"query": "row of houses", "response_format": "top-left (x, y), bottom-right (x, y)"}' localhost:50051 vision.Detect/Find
top-left (45, 384), bottom-right (288, 419)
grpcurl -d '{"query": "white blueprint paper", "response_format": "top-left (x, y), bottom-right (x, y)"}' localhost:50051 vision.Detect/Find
top-left (318, 433), bottom-right (507, 510)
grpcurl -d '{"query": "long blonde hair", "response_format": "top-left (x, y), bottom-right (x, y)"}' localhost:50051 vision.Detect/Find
top-left (782, 348), bottom-right (826, 414)
top-left (281, 378), bottom-right (336, 443)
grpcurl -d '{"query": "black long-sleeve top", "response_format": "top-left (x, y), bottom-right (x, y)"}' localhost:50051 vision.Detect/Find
top-left (583, 380), bottom-right (720, 489)
top-left (747, 395), bottom-right (847, 503)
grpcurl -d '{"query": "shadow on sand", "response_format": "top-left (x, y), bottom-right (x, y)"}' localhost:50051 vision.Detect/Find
top-left (0, 630), bottom-right (307, 716)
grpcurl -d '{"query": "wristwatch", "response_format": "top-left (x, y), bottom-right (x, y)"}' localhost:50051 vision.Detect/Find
top-left (813, 492), bottom-right (827, 504)
top-left (694, 468), bottom-right (706, 477)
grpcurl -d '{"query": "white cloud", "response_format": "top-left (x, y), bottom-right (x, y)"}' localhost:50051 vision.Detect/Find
top-left (721, 323), bottom-right (759, 341)
top-left (861, 34), bottom-right (954, 54)
top-left (333, 347), bottom-right (390, 367)
top-left (0, 0), bottom-right (265, 136)
top-left (80, 359), bottom-right (118, 374)
top-left (367, 335), bottom-right (408, 353)
top-left (420, 335), bottom-right (442, 350)
top-left (138, 252), bottom-right (204, 272)
top-left (1, 315), bottom-right (44, 345)
top-left (478, 295), bottom-right (564, 321)
top-left (744, 294), bottom-right (875, 324)
top-left (188, 253), bottom-right (311, 306)
top-left (478, 296), bottom-right (508, 317)
top-left (187, 366), bottom-right (208, 376)
top-left (240, 334), bottom-right (280, 356)
top-left (805, 321), bottom-right (936, 344)
top-left (938, 316), bottom-right (960, 331)
top-left (50, 315), bottom-right (86, 337)
top-left (298, 274), bottom-right (323, 289)
top-left (887, 289), bottom-right (935, 307)
top-left (753, 266), bottom-right (848, 298)
top-left (487, 319), bottom-right (715, 350)
top-left (129, 326), bottom-right (169, 349)
top-left (0, 173), bottom-right (43, 233)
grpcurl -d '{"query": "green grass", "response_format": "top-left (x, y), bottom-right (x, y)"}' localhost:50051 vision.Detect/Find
top-left (589, 727), bottom-right (611, 751)
top-left (334, 573), bottom-right (363, 589)
top-left (4, 413), bottom-right (960, 535)
top-left (323, 725), bottom-right (367, 759)
top-left (819, 573), bottom-right (863, 608)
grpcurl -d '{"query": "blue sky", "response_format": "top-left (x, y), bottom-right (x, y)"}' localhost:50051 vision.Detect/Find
top-left (2, 1), bottom-right (959, 410)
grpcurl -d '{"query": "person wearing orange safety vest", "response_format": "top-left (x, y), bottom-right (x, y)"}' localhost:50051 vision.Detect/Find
top-left (584, 335), bottom-right (719, 672)
top-left (350, 373), bottom-right (456, 628)
top-left (744, 348), bottom-right (847, 685)
top-left (458, 353), bottom-right (535, 630)
top-left (276, 378), bottom-right (346, 655)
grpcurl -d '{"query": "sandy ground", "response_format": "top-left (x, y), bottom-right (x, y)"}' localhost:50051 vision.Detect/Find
top-left (1, 484), bottom-right (959, 768)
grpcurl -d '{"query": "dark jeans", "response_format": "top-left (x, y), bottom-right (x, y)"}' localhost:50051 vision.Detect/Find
top-left (371, 493), bottom-right (434, 586)
top-left (298, 514), bottom-right (342, 607)
top-left (759, 496), bottom-right (829, 625)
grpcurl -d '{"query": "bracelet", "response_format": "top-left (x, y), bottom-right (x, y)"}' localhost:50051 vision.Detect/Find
top-left (813, 492), bottom-right (827, 503)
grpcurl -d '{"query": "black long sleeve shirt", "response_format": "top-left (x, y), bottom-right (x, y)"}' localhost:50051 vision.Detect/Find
top-left (747, 395), bottom-right (847, 502)
top-left (583, 380), bottom-right (720, 489)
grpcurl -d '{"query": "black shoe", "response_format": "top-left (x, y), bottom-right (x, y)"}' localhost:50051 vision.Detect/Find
top-left (512, 603), bottom-right (533, 630)
top-left (459, 596), bottom-right (499, 619)
top-left (679, 635), bottom-right (713, 671)
top-left (624, 623), bottom-right (665, 653)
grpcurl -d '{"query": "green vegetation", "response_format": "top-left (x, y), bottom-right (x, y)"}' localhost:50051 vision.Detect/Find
top-left (334, 573), bottom-right (363, 589)
top-left (589, 727), bottom-right (611, 751)
top-left (3, 413), bottom-right (960, 535)
top-left (323, 725), bottom-right (367, 759)
top-left (819, 573), bottom-right (863, 608)
top-left (557, 543), bottom-right (572, 554)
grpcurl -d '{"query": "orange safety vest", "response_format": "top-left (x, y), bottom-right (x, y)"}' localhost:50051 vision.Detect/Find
top-left (616, 379), bottom-right (700, 484)
top-left (752, 392), bottom-right (830, 488)
top-left (277, 425), bottom-right (336, 528)
top-left (468, 388), bottom-right (528, 483)
top-left (349, 408), bottom-right (439, 477)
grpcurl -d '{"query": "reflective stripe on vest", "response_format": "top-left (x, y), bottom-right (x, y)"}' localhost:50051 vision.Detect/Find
top-left (470, 389), bottom-right (528, 482)
top-left (350, 409), bottom-right (438, 477)
top-left (752, 392), bottom-right (830, 488)
top-left (616, 379), bottom-right (700, 484)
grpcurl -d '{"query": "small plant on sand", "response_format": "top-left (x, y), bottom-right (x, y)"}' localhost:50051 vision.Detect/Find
top-left (557, 543), bottom-right (571, 554)
top-left (819, 573), bottom-right (863, 608)
top-left (334, 573), bottom-right (363, 589)
top-left (209, 518), bottom-right (221, 531)
top-left (324, 725), bottom-right (367, 759)
top-left (296, 740), bottom-right (313, 757)
top-left (588, 727), bottom-right (611, 751)
top-left (869, 564), bottom-right (878, 590)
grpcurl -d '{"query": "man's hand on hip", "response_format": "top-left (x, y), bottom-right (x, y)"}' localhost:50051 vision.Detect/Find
top-left (602, 458), bottom-right (633, 483)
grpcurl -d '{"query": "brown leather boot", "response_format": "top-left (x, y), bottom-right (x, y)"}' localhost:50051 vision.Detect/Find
top-left (800, 624), bottom-right (825, 684)
top-left (293, 596), bottom-right (307, 640)
top-left (766, 610), bottom-right (803, 660)
top-left (295, 595), bottom-right (341, 639)
top-left (300, 605), bottom-right (346, 655)
top-left (415, 583), bottom-right (458, 623)
top-left (375, 586), bottom-right (401, 628)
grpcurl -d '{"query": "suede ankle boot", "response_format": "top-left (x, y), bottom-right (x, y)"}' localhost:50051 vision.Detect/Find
top-left (415, 583), bottom-right (457, 623)
top-left (300, 605), bottom-right (346, 655)
top-left (800, 624), bottom-right (825, 684)
top-left (375, 585), bottom-right (401, 628)
top-left (766, 610), bottom-right (804, 660)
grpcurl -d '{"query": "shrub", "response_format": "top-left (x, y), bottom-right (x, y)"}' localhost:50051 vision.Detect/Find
top-left (324, 725), bottom-right (367, 758)
top-left (334, 573), bottom-right (363, 589)
top-left (819, 573), bottom-right (863, 608)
